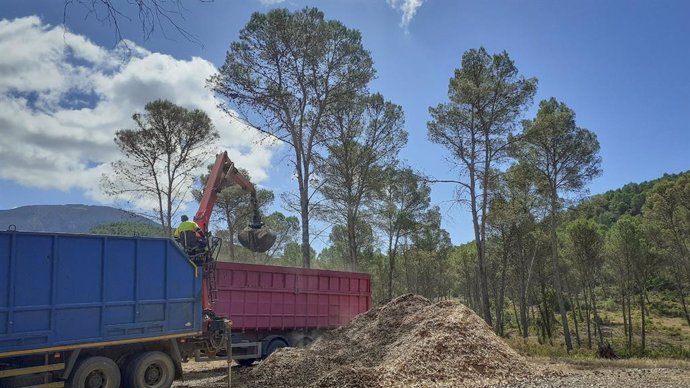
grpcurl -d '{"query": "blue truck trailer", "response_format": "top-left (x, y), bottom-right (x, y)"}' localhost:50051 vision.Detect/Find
top-left (0, 153), bottom-right (373, 388)
top-left (0, 230), bottom-right (206, 388)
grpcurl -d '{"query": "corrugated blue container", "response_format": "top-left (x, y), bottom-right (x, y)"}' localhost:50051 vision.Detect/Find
top-left (0, 231), bottom-right (202, 357)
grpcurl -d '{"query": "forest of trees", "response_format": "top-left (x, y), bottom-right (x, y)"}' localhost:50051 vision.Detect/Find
top-left (102, 7), bottom-right (690, 358)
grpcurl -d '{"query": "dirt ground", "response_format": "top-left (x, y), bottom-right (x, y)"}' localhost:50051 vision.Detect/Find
top-left (171, 296), bottom-right (690, 387)
top-left (501, 367), bottom-right (690, 388)
top-left (173, 359), bottom-right (690, 388)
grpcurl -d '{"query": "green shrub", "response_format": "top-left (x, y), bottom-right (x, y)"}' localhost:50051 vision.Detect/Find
top-left (599, 298), bottom-right (619, 312)
top-left (507, 337), bottom-right (596, 359)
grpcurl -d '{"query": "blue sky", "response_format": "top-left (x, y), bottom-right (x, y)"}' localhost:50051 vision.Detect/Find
top-left (0, 0), bottom-right (688, 249)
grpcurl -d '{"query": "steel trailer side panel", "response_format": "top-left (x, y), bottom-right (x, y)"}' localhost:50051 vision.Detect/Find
top-left (0, 231), bottom-right (202, 357)
top-left (211, 262), bottom-right (371, 331)
top-left (0, 233), bottom-right (10, 336)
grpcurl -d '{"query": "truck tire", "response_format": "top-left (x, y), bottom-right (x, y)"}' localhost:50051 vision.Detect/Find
top-left (264, 338), bottom-right (288, 358)
top-left (66, 356), bottom-right (120, 388)
top-left (236, 358), bottom-right (256, 367)
top-left (294, 336), bottom-right (313, 347)
top-left (125, 351), bottom-right (174, 388)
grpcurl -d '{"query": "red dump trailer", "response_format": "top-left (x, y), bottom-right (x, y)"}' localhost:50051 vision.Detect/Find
top-left (204, 262), bottom-right (371, 366)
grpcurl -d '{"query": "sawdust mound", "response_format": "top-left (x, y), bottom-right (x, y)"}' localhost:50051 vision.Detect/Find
top-left (247, 294), bottom-right (535, 387)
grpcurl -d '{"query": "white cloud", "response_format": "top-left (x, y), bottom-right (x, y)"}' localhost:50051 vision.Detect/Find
top-left (386, 0), bottom-right (425, 29)
top-left (258, 0), bottom-right (286, 5)
top-left (0, 16), bottom-right (276, 208)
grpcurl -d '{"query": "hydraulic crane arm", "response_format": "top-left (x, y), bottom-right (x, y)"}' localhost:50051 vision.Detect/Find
top-left (195, 151), bottom-right (251, 233)
top-left (194, 151), bottom-right (275, 253)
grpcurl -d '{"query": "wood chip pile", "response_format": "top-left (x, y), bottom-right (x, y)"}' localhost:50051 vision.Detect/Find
top-left (241, 294), bottom-right (536, 387)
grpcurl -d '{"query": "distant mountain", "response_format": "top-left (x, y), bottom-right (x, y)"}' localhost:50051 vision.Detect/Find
top-left (0, 205), bottom-right (157, 234)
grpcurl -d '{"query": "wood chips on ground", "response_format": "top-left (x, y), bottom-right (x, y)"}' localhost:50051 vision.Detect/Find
top-left (237, 294), bottom-right (537, 387)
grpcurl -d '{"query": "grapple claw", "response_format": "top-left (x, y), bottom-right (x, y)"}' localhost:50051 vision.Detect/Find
top-left (238, 226), bottom-right (276, 253)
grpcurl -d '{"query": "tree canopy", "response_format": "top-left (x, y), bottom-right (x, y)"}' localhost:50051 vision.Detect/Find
top-left (428, 47), bottom-right (537, 325)
top-left (318, 93), bottom-right (407, 270)
top-left (210, 7), bottom-right (375, 268)
top-left (102, 99), bottom-right (218, 236)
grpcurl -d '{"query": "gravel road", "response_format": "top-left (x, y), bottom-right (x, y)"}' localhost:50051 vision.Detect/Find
top-left (501, 367), bottom-right (690, 388)
top-left (174, 360), bottom-right (690, 387)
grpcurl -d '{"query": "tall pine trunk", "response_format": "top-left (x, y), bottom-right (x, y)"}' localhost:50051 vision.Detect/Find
top-left (550, 194), bottom-right (573, 351)
top-left (539, 282), bottom-right (553, 342)
top-left (512, 298), bottom-right (523, 338)
top-left (387, 231), bottom-right (401, 300)
top-left (296, 151), bottom-right (311, 268)
top-left (589, 283), bottom-right (604, 345)
top-left (625, 290), bottom-right (632, 353)
top-left (495, 247), bottom-right (508, 335)
top-left (621, 286), bottom-right (628, 339)
top-left (347, 214), bottom-right (359, 270)
top-left (640, 288), bottom-right (647, 355)
top-left (581, 289), bottom-right (592, 348)
top-left (472, 205), bottom-right (492, 326)
top-left (387, 248), bottom-right (395, 300)
top-left (674, 270), bottom-right (690, 326)
top-left (520, 290), bottom-right (529, 338)
top-left (571, 295), bottom-right (581, 348)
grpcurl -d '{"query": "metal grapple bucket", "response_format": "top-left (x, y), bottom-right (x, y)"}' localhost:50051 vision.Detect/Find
top-left (238, 226), bottom-right (277, 253)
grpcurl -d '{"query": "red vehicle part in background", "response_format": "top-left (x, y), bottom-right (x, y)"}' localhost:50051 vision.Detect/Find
top-left (193, 151), bottom-right (276, 310)
top-left (211, 262), bottom-right (371, 331)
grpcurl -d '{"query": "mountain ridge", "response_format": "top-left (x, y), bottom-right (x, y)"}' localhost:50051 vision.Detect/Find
top-left (573, 170), bottom-right (690, 226)
top-left (0, 204), bottom-right (156, 234)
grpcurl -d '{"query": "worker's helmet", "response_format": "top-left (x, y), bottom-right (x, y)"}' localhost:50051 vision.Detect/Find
top-left (181, 215), bottom-right (189, 222)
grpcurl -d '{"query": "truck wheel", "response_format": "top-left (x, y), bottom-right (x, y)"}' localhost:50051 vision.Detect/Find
top-left (295, 336), bottom-right (313, 347)
top-left (264, 338), bottom-right (288, 358)
top-left (237, 358), bottom-right (256, 367)
top-left (67, 356), bottom-right (120, 388)
top-left (125, 351), bottom-right (174, 388)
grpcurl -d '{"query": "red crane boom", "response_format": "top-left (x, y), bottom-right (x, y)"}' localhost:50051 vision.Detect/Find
top-left (194, 151), bottom-right (275, 253)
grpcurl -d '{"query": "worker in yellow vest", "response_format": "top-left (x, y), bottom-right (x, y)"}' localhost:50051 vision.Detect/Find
top-left (174, 215), bottom-right (206, 250)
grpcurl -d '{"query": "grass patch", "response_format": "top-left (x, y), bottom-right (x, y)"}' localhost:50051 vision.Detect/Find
top-left (500, 291), bottom-right (690, 360)
top-left (506, 337), bottom-right (596, 359)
